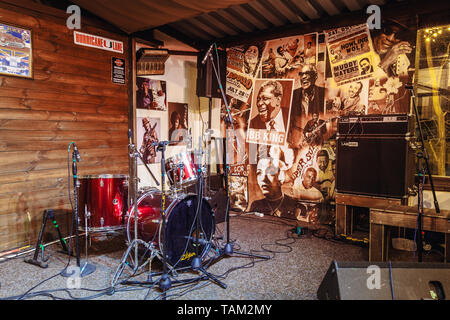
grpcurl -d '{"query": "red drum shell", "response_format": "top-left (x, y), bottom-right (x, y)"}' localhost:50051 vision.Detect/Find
top-left (165, 152), bottom-right (198, 187)
top-left (78, 174), bottom-right (128, 232)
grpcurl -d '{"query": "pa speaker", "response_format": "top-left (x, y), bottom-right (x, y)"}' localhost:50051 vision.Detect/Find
top-left (196, 48), bottom-right (226, 98)
top-left (336, 135), bottom-right (414, 198)
top-left (317, 261), bottom-right (450, 300)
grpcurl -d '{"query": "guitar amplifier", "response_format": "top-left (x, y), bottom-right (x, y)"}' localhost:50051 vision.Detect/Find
top-left (336, 114), bottom-right (415, 199)
top-left (337, 114), bottom-right (413, 136)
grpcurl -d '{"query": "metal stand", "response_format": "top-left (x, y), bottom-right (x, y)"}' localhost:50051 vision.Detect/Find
top-left (407, 85), bottom-right (440, 262)
top-left (110, 130), bottom-right (160, 287)
top-left (205, 45), bottom-right (269, 262)
top-left (24, 209), bottom-right (69, 268)
top-left (61, 145), bottom-right (96, 278)
top-left (190, 140), bottom-right (227, 289)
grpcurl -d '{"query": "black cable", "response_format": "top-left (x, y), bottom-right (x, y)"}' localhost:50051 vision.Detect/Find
top-left (388, 260), bottom-right (395, 300)
top-left (15, 143), bottom-right (77, 300)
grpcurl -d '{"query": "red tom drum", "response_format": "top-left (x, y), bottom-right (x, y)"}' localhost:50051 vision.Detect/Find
top-left (165, 152), bottom-right (198, 188)
top-left (126, 191), bottom-right (215, 268)
top-left (78, 174), bottom-right (128, 232)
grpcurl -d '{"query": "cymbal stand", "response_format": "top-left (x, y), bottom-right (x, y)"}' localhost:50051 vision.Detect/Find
top-left (110, 130), bottom-right (160, 288)
top-left (204, 46), bottom-right (269, 261)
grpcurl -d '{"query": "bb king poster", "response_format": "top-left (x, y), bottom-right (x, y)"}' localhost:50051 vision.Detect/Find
top-left (246, 78), bottom-right (294, 147)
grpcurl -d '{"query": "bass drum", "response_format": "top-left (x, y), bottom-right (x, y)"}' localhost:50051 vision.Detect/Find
top-left (126, 191), bottom-right (215, 268)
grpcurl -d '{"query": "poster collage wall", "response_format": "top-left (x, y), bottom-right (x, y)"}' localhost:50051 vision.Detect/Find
top-left (223, 19), bottom-right (416, 225)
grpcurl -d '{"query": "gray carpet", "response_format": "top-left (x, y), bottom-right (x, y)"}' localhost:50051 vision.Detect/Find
top-left (0, 213), bottom-right (369, 301)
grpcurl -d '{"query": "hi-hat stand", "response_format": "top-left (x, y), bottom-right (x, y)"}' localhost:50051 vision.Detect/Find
top-left (61, 143), bottom-right (96, 278)
top-left (203, 44), bottom-right (269, 262)
top-left (406, 84), bottom-right (440, 262)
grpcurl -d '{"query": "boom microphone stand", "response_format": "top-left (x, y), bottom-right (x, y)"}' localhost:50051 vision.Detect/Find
top-left (406, 84), bottom-right (440, 262)
top-left (190, 137), bottom-right (227, 289)
top-left (204, 44), bottom-right (269, 261)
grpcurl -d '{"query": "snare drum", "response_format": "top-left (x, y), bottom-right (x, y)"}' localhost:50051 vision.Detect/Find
top-left (126, 191), bottom-right (215, 267)
top-left (165, 152), bottom-right (198, 187)
top-left (78, 174), bottom-right (128, 233)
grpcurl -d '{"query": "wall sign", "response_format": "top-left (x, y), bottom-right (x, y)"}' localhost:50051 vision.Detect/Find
top-left (74, 31), bottom-right (123, 53)
top-left (0, 22), bottom-right (32, 78)
top-left (112, 57), bottom-right (125, 84)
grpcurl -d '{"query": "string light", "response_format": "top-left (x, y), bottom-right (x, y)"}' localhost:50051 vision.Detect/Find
top-left (421, 24), bottom-right (450, 43)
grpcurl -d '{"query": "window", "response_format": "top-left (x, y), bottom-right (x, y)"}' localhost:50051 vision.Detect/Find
top-left (415, 25), bottom-right (450, 180)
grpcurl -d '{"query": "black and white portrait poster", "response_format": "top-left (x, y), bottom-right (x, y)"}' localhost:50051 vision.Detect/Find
top-left (246, 79), bottom-right (293, 147)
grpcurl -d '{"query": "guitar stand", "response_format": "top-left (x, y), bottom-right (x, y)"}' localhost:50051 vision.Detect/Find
top-left (25, 209), bottom-right (70, 268)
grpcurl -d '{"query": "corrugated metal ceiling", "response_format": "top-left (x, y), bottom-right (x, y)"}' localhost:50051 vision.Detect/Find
top-left (35, 0), bottom-right (438, 51)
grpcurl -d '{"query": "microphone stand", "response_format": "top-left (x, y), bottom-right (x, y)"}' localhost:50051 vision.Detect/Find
top-left (205, 46), bottom-right (269, 261)
top-left (61, 144), bottom-right (95, 278)
top-left (407, 85), bottom-right (440, 262)
top-left (143, 140), bottom-right (172, 298)
top-left (190, 138), bottom-right (227, 289)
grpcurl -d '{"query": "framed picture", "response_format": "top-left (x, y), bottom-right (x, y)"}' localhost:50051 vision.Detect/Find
top-left (137, 116), bottom-right (161, 164)
top-left (168, 102), bottom-right (188, 145)
top-left (136, 77), bottom-right (167, 110)
top-left (0, 22), bottom-right (33, 78)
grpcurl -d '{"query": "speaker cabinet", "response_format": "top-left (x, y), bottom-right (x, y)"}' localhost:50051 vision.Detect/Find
top-left (196, 48), bottom-right (227, 98)
top-left (317, 261), bottom-right (450, 300)
top-left (336, 135), bottom-right (415, 199)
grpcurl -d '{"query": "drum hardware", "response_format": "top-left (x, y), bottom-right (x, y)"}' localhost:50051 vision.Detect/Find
top-left (61, 142), bottom-right (96, 278)
top-left (130, 129), bottom-right (160, 272)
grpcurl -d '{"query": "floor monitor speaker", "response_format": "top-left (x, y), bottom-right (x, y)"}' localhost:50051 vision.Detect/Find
top-left (317, 261), bottom-right (450, 300)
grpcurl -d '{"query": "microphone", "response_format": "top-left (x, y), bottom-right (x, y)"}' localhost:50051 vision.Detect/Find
top-left (405, 83), bottom-right (413, 90)
top-left (73, 143), bottom-right (81, 162)
top-left (201, 43), bottom-right (214, 65)
top-left (184, 236), bottom-right (209, 245)
top-left (128, 129), bottom-right (133, 145)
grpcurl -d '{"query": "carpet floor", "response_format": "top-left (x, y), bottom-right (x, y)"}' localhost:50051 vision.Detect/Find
top-left (0, 212), bottom-right (441, 301)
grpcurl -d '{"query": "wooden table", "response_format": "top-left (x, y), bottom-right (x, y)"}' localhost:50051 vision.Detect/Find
top-left (369, 205), bottom-right (450, 262)
top-left (335, 193), bottom-right (406, 236)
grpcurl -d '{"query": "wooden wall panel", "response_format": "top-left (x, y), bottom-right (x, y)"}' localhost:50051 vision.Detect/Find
top-left (0, 2), bottom-right (129, 251)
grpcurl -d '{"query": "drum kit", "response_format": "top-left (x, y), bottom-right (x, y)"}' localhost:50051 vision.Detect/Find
top-left (72, 47), bottom-right (268, 295)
